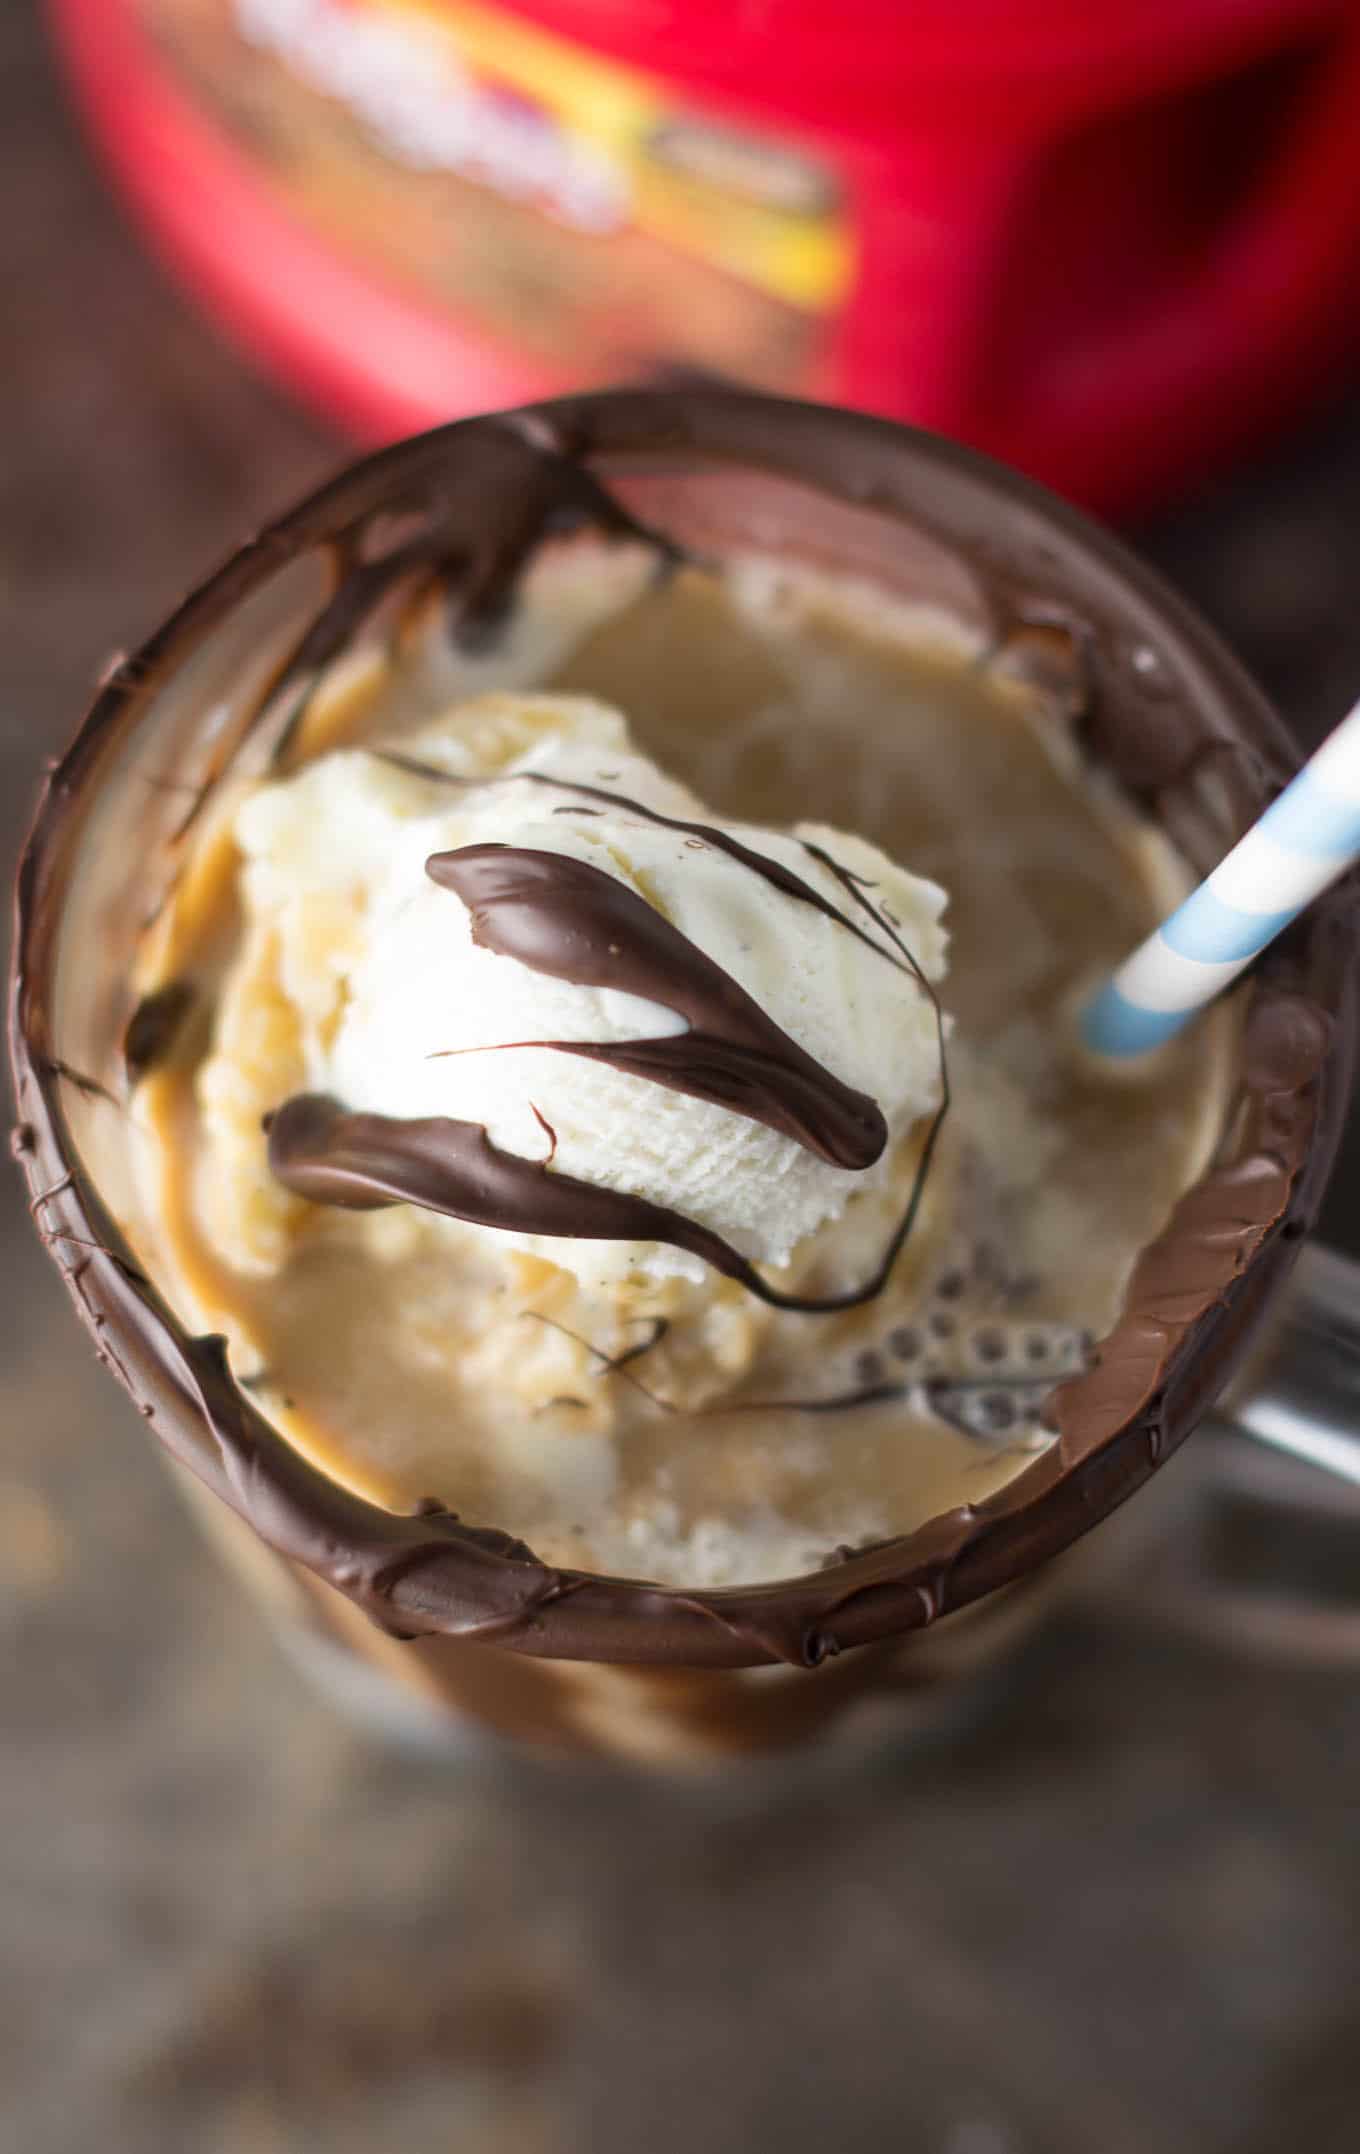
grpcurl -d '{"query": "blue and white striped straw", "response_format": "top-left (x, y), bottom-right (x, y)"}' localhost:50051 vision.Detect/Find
top-left (1082, 701), bottom-right (1360, 1058)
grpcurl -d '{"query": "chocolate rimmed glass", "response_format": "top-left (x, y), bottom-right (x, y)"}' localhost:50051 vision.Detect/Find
top-left (10, 392), bottom-right (1358, 1763)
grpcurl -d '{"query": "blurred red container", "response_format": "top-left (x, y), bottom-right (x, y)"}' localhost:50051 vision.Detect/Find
top-left (49, 0), bottom-right (1360, 512)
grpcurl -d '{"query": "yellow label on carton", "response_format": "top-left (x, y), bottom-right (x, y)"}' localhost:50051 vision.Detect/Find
top-left (140, 0), bottom-right (858, 392)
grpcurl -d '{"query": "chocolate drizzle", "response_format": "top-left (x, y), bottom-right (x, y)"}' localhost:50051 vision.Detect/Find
top-left (268, 1093), bottom-right (907, 1315)
top-left (123, 980), bottom-right (195, 1082)
top-left (9, 391), bottom-right (1359, 1674)
top-left (424, 842), bottom-right (887, 1168)
top-left (376, 752), bottom-right (917, 975)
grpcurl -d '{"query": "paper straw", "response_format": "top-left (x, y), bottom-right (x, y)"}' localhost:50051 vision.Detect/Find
top-left (1082, 700), bottom-right (1360, 1058)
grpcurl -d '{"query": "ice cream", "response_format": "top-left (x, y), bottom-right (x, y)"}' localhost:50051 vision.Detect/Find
top-left (206, 691), bottom-right (948, 1298)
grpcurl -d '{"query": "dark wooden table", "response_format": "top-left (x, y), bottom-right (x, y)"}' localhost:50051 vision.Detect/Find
top-left (4, 8), bottom-right (1360, 2150)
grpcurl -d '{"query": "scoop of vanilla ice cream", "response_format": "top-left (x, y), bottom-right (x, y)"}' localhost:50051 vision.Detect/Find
top-left (230, 693), bottom-right (948, 1287)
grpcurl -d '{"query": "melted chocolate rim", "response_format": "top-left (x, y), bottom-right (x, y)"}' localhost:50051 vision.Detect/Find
top-left (10, 389), bottom-right (1359, 1670)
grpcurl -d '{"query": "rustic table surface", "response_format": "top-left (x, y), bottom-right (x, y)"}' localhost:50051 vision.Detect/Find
top-left (4, 8), bottom-right (1360, 2151)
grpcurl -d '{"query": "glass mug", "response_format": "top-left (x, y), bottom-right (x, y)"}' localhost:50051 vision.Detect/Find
top-left (10, 392), bottom-right (1359, 1766)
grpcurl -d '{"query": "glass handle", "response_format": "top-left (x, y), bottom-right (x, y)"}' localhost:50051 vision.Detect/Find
top-left (1072, 1242), bottom-right (1360, 1666)
top-left (1227, 1241), bottom-right (1360, 1489)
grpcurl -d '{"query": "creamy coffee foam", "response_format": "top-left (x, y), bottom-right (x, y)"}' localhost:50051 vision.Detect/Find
top-left (126, 550), bottom-right (1230, 1588)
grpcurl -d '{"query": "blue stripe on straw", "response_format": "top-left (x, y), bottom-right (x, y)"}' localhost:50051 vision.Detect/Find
top-left (1158, 885), bottom-right (1299, 963)
top-left (1258, 766), bottom-right (1360, 858)
top-left (1082, 699), bottom-right (1360, 1060)
top-left (1081, 981), bottom-right (1192, 1056)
